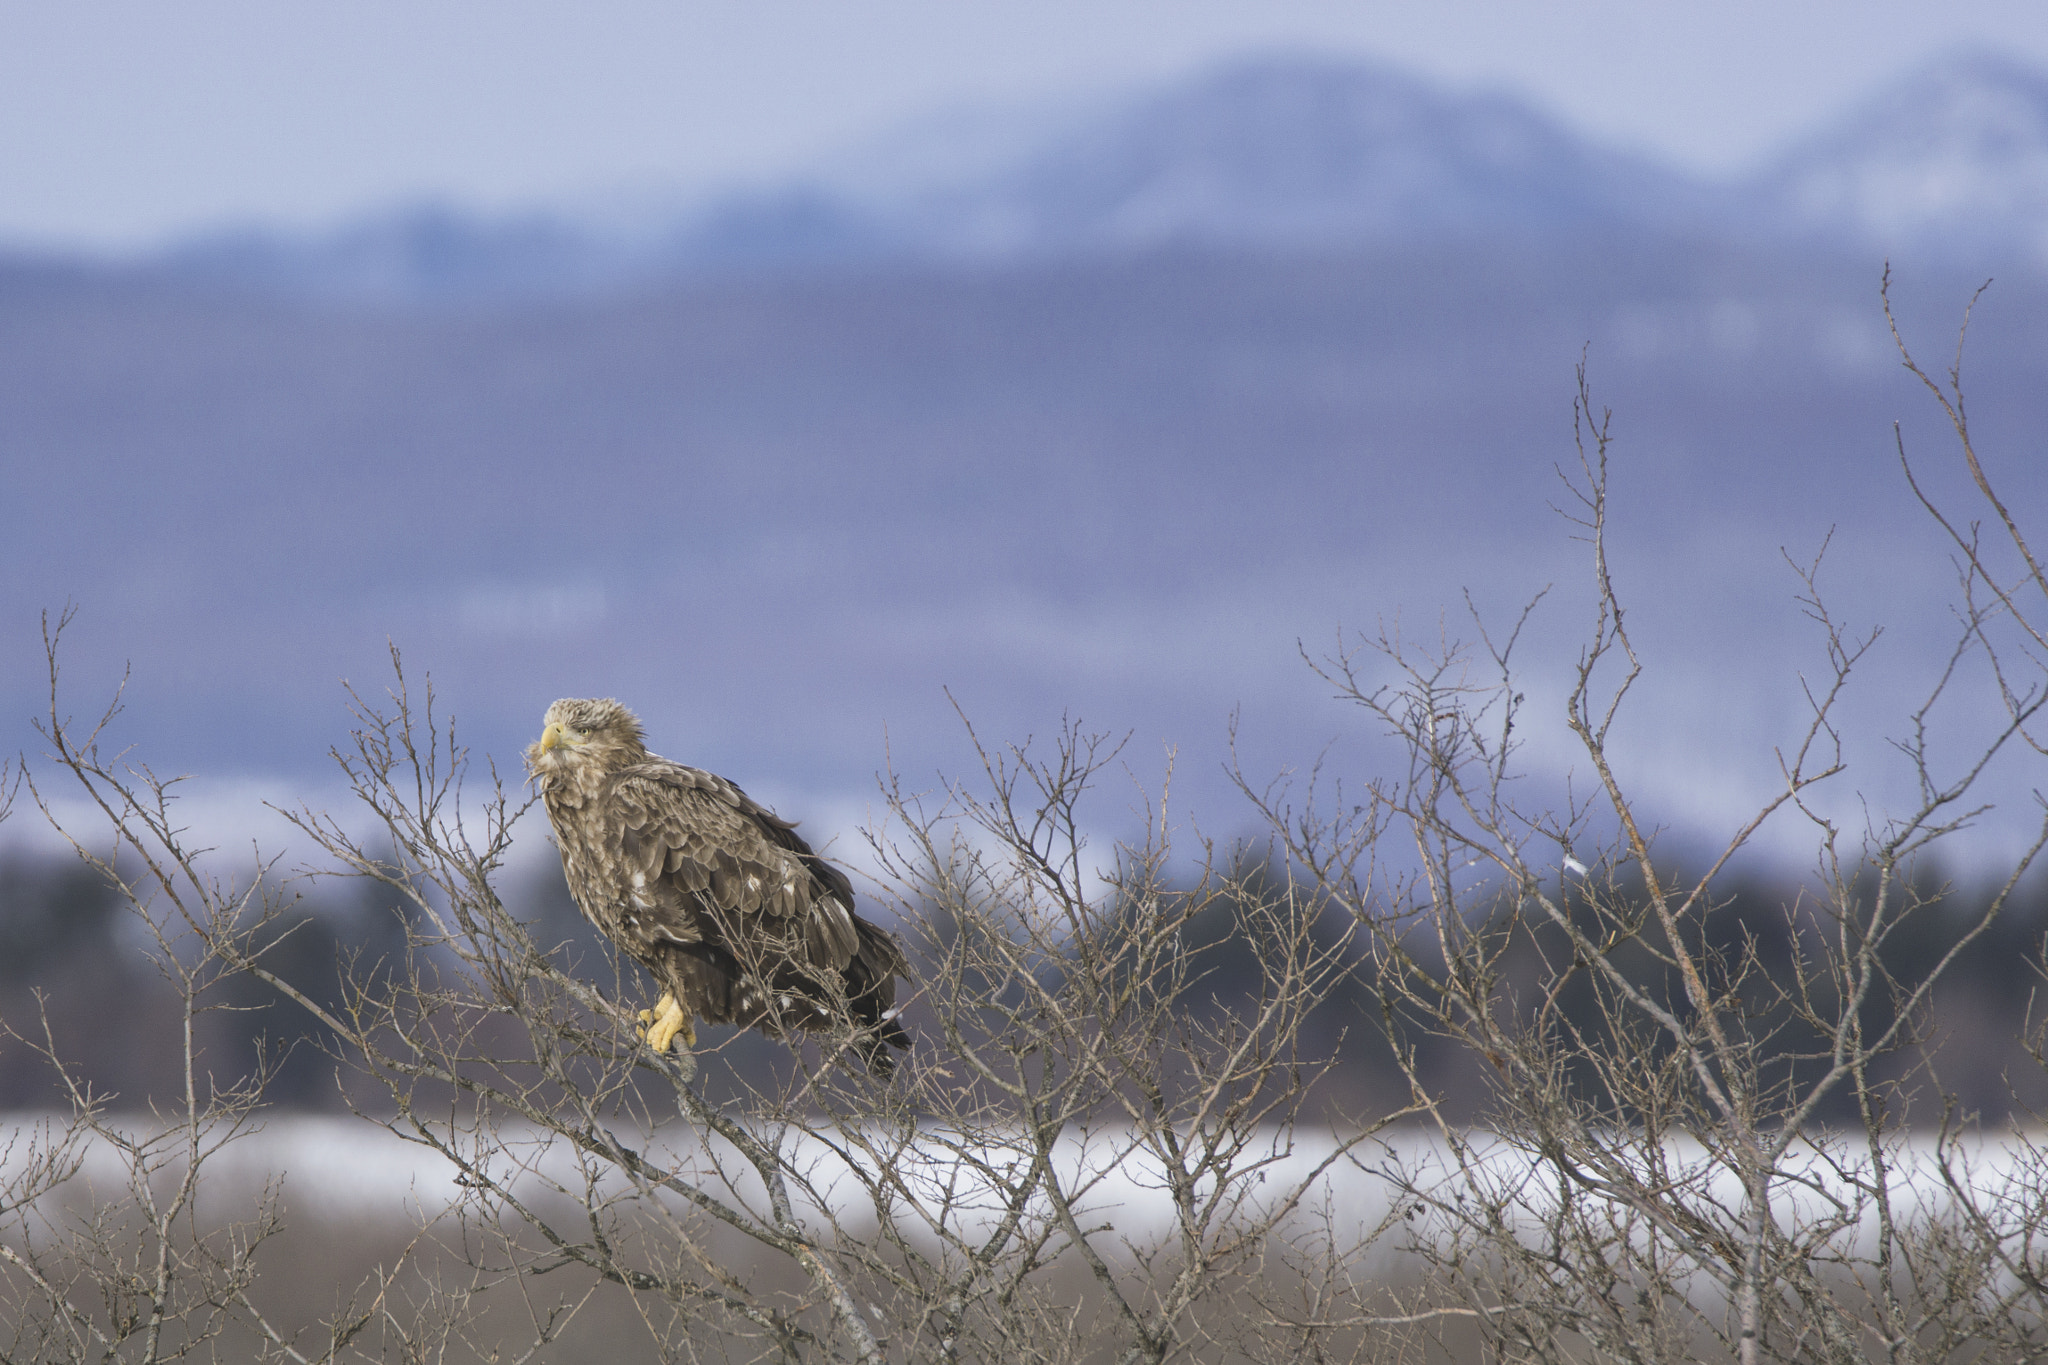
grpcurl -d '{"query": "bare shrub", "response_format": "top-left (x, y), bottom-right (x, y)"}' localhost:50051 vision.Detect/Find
top-left (1243, 279), bottom-right (2048, 1362)
top-left (14, 632), bottom-right (1431, 1361)
top-left (1, 614), bottom-right (402, 1363)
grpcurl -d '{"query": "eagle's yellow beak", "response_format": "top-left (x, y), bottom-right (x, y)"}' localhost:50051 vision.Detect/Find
top-left (540, 721), bottom-right (563, 753)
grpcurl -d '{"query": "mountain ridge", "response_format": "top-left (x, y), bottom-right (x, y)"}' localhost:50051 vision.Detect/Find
top-left (72, 45), bottom-right (2047, 306)
top-left (1752, 47), bottom-right (2048, 270)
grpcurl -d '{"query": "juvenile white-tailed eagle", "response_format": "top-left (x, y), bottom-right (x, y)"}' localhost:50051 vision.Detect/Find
top-left (525, 698), bottom-right (909, 1073)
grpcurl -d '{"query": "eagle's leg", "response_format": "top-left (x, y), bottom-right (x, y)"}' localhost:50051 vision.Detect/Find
top-left (639, 993), bottom-right (695, 1054)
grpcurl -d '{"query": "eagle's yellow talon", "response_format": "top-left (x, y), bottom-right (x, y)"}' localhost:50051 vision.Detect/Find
top-left (636, 992), bottom-right (675, 1040)
top-left (643, 994), bottom-right (694, 1054)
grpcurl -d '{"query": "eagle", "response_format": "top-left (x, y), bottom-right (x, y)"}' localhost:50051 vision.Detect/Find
top-left (525, 698), bottom-right (909, 1073)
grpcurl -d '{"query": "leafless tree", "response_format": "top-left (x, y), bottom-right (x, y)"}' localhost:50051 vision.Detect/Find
top-left (1242, 277), bottom-right (2048, 1362)
top-left (15, 624), bottom-right (1430, 1361)
top-left (0, 610), bottom-right (424, 1363)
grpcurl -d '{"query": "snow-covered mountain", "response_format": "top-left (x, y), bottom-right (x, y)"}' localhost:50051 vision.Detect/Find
top-left (805, 55), bottom-right (1714, 257)
top-left (1750, 49), bottom-right (2048, 270)
top-left (120, 47), bottom-right (2048, 302)
top-left (147, 54), bottom-right (1722, 302)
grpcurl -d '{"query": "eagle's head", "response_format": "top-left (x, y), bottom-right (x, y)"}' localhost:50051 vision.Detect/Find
top-left (526, 697), bottom-right (649, 784)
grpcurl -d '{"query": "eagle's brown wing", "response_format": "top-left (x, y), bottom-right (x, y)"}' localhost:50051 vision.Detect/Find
top-left (602, 761), bottom-right (905, 1059)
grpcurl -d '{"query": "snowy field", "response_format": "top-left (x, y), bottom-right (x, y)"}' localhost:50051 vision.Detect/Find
top-left (6, 1110), bottom-right (2043, 1358)
top-left (7, 1110), bottom-right (2040, 1251)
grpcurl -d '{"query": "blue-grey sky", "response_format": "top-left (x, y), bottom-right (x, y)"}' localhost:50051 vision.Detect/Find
top-left (4, 0), bottom-right (2046, 252)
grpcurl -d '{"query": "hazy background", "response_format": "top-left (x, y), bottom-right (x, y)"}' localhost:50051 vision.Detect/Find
top-left (3, 0), bottom-right (2047, 876)
top-left (8, 0), bottom-right (2048, 249)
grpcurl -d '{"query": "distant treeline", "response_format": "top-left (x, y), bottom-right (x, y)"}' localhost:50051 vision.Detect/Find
top-left (3, 850), bottom-right (2042, 1124)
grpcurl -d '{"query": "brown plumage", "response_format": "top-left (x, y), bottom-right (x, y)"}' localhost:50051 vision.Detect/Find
top-left (525, 698), bottom-right (909, 1073)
